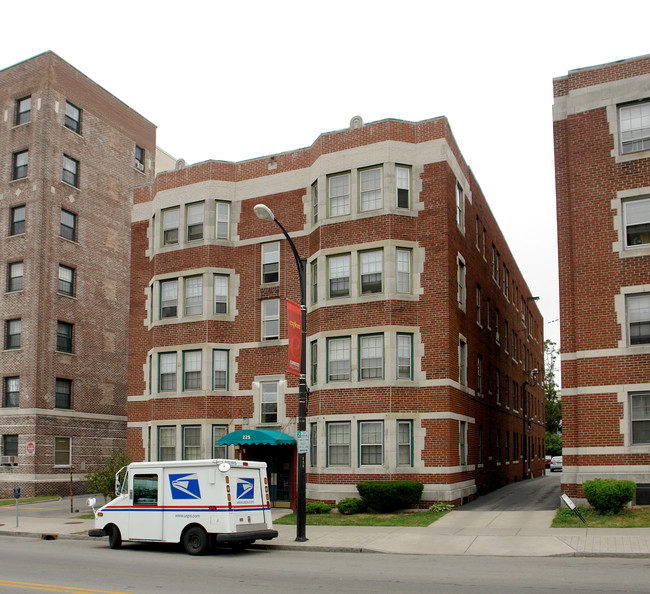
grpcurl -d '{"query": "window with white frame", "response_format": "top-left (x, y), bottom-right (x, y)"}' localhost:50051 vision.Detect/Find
top-left (4, 377), bottom-right (19, 407)
top-left (397, 420), bottom-right (412, 466)
top-left (627, 293), bottom-right (650, 345)
top-left (504, 320), bottom-right (509, 353)
top-left (328, 337), bottom-right (350, 381)
top-left (327, 421), bottom-right (350, 466)
top-left (311, 180), bottom-right (318, 224)
top-left (456, 183), bottom-right (464, 231)
top-left (186, 202), bottom-right (204, 241)
top-left (396, 248), bottom-right (411, 293)
top-left (359, 167), bottom-right (382, 211)
top-left (214, 275), bottom-right (228, 314)
top-left (182, 425), bottom-right (201, 460)
top-left (311, 260), bottom-right (318, 304)
top-left (328, 172), bottom-right (350, 217)
top-left (328, 254), bottom-right (350, 298)
top-left (476, 284), bottom-right (481, 325)
top-left (213, 349), bottom-right (228, 389)
top-left (477, 425), bottom-right (483, 465)
top-left (359, 421), bottom-right (383, 466)
top-left (54, 436), bottom-right (71, 466)
top-left (183, 350), bottom-right (201, 390)
top-left (184, 276), bottom-right (202, 316)
top-left (262, 299), bottom-right (279, 340)
top-left (262, 242), bottom-right (280, 284)
top-left (396, 165), bottom-right (411, 209)
top-left (459, 338), bottom-right (467, 386)
top-left (619, 101), bottom-right (650, 154)
top-left (360, 250), bottom-right (382, 294)
top-left (397, 333), bottom-right (413, 380)
top-left (359, 334), bottom-right (383, 380)
top-left (477, 354), bottom-right (483, 395)
top-left (212, 425), bottom-right (228, 458)
top-left (457, 255), bottom-right (466, 309)
top-left (623, 197), bottom-right (650, 248)
top-left (158, 426), bottom-right (176, 461)
top-left (160, 279), bottom-right (178, 318)
top-left (216, 201), bottom-right (230, 240)
top-left (631, 391), bottom-right (650, 444)
top-left (162, 207), bottom-right (179, 246)
top-left (58, 265), bottom-right (74, 296)
top-left (261, 382), bottom-right (278, 424)
top-left (159, 353), bottom-right (177, 392)
top-left (459, 420), bottom-right (467, 465)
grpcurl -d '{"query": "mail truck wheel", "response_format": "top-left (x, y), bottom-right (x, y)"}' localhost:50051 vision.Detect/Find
top-left (183, 526), bottom-right (209, 555)
top-left (107, 525), bottom-right (122, 549)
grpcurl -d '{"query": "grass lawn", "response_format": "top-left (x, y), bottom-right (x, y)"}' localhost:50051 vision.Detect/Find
top-left (0, 496), bottom-right (60, 507)
top-left (552, 505), bottom-right (650, 528)
top-left (274, 509), bottom-right (449, 527)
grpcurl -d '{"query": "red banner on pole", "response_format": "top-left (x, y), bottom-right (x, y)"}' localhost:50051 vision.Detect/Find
top-left (287, 299), bottom-right (302, 377)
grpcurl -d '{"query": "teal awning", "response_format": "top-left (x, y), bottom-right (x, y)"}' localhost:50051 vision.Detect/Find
top-left (218, 429), bottom-right (296, 446)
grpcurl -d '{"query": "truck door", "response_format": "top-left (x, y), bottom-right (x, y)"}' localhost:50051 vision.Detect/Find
top-left (128, 472), bottom-right (163, 541)
top-left (230, 467), bottom-right (267, 531)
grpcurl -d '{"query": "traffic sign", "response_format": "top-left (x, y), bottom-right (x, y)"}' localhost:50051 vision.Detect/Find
top-left (297, 430), bottom-right (310, 454)
top-left (26, 442), bottom-right (35, 455)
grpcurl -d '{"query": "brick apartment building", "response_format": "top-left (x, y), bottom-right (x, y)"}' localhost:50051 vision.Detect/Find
top-left (0, 52), bottom-right (156, 496)
top-left (128, 116), bottom-right (545, 507)
top-left (553, 54), bottom-right (650, 503)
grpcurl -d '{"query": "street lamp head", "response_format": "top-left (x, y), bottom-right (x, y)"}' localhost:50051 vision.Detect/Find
top-left (254, 204), bottom-right (275, 222)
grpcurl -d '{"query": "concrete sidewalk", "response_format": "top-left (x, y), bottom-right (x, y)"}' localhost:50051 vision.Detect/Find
top-left (1, 499), bottom-right (649, 557)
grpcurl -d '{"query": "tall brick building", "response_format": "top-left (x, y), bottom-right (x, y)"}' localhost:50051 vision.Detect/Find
top-left (0, 52), bottom-right (156, 496)
top-left (553, 54), bottom-right (650, 502)
top-left (129, 116), bottom-right (545, 507)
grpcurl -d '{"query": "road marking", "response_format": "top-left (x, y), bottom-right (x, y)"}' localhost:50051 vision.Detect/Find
top-left (0, 580), bottom-right (130, 594)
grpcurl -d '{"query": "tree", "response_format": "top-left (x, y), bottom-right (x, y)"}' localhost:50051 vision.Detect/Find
top-left (85, 448), bottom-right (130, 502)
top-left (544, 339), bottom-right (562, 436)
top-left (545, 433), bottom-right (562, 456)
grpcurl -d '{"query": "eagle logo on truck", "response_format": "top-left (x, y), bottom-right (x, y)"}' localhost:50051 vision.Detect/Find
top-left (169, 473), bottom-right (201, 500)
top-left (236, 478), bottom-right (255, 500)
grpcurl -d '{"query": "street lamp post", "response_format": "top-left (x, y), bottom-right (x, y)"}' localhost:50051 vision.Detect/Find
top-left (254, 204), bottom-right (308, 542)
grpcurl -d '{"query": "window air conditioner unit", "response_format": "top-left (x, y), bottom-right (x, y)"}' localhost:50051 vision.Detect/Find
top-left (135, 161), bottom-right (145, 172)
top-left (0, 456), bottom-right (16, 465)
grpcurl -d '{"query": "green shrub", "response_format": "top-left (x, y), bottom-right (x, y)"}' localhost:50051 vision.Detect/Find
top-left (306, 501), bottom-right (332, 514)
top-left (429, 502), bottom-right (455, 513)
top-left (336, 497), bottom-right (367, 514)
top-left (582, 479), bottom-right (636, 515)
top-left (356, 481), bottom-right (424, 512)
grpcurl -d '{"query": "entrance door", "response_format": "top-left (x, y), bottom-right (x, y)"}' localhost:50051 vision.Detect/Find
top-left (245, 445), bottom-right (293, 507)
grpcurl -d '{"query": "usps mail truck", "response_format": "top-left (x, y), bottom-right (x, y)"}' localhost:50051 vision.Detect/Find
top-left (88, 459), bottom-right (278, 555)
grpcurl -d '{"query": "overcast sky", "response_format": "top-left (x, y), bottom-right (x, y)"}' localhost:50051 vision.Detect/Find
top-left (4, 0), bottom-right (650, 362)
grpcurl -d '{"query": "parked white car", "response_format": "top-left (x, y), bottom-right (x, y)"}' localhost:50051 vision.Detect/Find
top-left (550, 456), bottom-right (563, 472)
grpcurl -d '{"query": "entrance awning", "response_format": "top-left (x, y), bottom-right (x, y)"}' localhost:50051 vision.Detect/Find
top-left (218, 429), bottom-right (296, 446)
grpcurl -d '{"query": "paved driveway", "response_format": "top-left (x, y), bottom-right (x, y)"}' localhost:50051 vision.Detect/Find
top-left (458, 471), bottom-right (562, 512)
